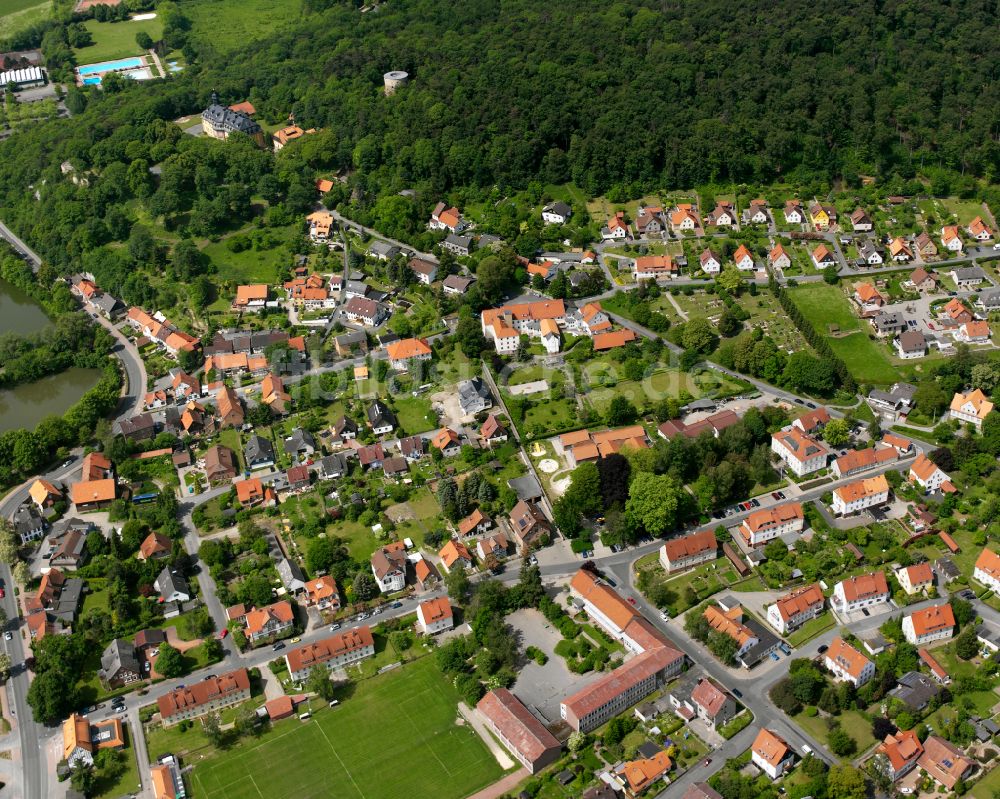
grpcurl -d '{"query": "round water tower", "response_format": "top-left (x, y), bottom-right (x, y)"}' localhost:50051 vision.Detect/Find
top-left (383, 70), bottom-right (409, 96)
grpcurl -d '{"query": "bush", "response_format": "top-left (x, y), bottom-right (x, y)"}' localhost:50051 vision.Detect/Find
top-left (803, 706), bottom-right (818, 717)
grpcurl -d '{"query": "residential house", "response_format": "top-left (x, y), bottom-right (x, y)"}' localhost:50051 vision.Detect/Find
top-left (343, 297), bottom-right (387, 327)
top-left (852, 282), bottom-right (884, 315)
top-left (949, 265), bottom-right (986, 288)
top-left (443, 233), bottom-right (472, 256)
top-left (690, 678), bottom-right (735, 729)
top-left (29, 478), bottom-right (62, 509)
top-left (332, 329), bottom-right (367, 357)
top-left (831, 572), bottom-right (890, 614)
top-left (824, 636), bottom-right (875, 687)
top-left (367, 400), bottom-right (397, 435)
top-left (915, 232), bottom-right (938, 258)
top-left (542, 202), bottom-right (572, 225)
top-left (766, 584), bottom-right (825, 634)
top-left (908, 267), bottom-right (936, 291)
top-left (832, 446), bottom-right (899, 479)
top-left (902, 604), bottom-right (955, 645)
top-left (783, 201), bottom-right (804, 224)
top-left (895, 330), bottom-right (927, 359)
top-left (316, 453), bottom-right (350, 480)
top-left (477, 689), bottom-right (561, 774)
top-left (367, 241), bottom-right (399, 261)
top-left (792, 407), bottom-right (831, 435)
top-left (872, 312), bottom-right (908, 340)
top-left (234, 284), bottom-right (268, 310)
top-left (476, 532), bottom-right (509, 560)
top-left (442, 274), bottom-right (474, 295)
top-left (634, 255), bottom-right (678, 282)
top-left (481, 298), bottom-right (566, 354)
top-left (70, 478), bottom-right (117, 511)
top-left (635, 206), bottom-right (665, 237)
top-left (244, 600), bottom-right (295, 643)
top-left (305, 575), bottom-right (340, 611)
top-left (909, 452), bottom-right (953, 494)
top-left (620, 750), bottom-right (673, 796)
top-left (306, 210), bottom-right (334, 242)
top-left (659, 530), bottom-right (716, 573)
top-left (235, 478), bottom-right (276, 508)
top-left (941, 226), bottom-right (963, 252)
top-left (950, 389), bottom-right (993, 429)
top-left (63, 714), bottom-right (96, 768)
top-left (918, 736), bottom-right (975, 790)
top-left (699, 249), bottom-right (722, 274)
top-left (285, 627), bottom-right (375, 682)
top-left (138, 532), bottom-right (172, 562)
top-left (770, 428), bottom-right (829, 476)
top-left (602, 211), bottom-right (629, 240)
top-left (943, 298), bottom-right (973, 325)
top-left (508, 500), bottom-right (551, 550)
top-left (399, 435), bottom-right (425, 462)
top-left (12, 505), bottom-right (44, 544)
top-left (811, 244), bottom-right (835, 269)
top-left (283, 428), bottom-right (316, 460)
top-left (809, 204), bottom-right (835, 231)
top-left (408, 257), bottom-right (438, 284)
top-left (890, 671), bottom-right (943, 712)
top-left (244, 435), bottom-right (275, 470)
top-left (858, 240), bottom-right (884, 265)
top-left (705, 202), bottom-right (736, 227)
top-left (974, 547), bottom-right (1000, 592)
top-left (157, 668), bottom-right (252, 725)
top-left (154, 568), bottom-right (191, 604)
top-left (431, 427), bottom-right (462, 457)
top-left (98, 639), bottom-right (141, 688)
top-left (744, 202), bottom-right (770, 225)
top-left (768, 244), bottom-right (791, 271)
top-left (593, 329), bottom-right (637, 351)
top-left (751, 728), bottom-right (794, 780)
top-left (875, 730), bottom-right (924, 782)
top-left (357, 443), bottom-right (386, 470)
top-left (669, 205), bottom-right (699, 232)
top-left (967, 216), bottom-right (994, 241)
top-left (850, 208), bottom-right (873, 231)
top-left (386, 338), bottom-right (432, 370)
top-left (458, 377), bottom-right (493, 415)
top-left (889, 237), bottom-right (913, 262)
top-left (480, 414), bottom-right (508, 446)
top-left (332, 415), bottom-right (359, 443)
top-left (276, 558), bottom-right (307, 595)
top-left (732, 244), bottom-right (755, 271)
top-left (215, 386), bottom-right (244, 428)
top-left (371, 542), bottom-right (407, 593)
top-left (429, 203), bottom-right (463, 232)
top-left (458, 508), bottom-right (492, 538)
top-left (831, 474), bottom-right (889, 516)
top-left (738, 502), bottom-right (804, 547)
top-left (439, 539), bottom-right (473, 572)
top-left (896, 562), bottom-right (934, 595)
top-left (285, 464), bottom-right (311, 491)
top-left (416, 597), bottom-right (454, 634)
top-left (956, 320), bottom-right (991, 343)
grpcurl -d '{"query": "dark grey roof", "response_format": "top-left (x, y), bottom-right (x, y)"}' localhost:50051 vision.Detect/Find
top-left (277, 558), bottom-right (306, 591)
top-left (155, 567), bottom-right (190, 599)
top-left (977, 623), bottom-right (1000, 649)
top-left (936, 557), bottom-right (961, 581)
top-left (458, 377), bottom-right (492, 411)
top-left (50, 517), bottom-right (92, 537)
top-left (334, 416), bottom-right (359, 436)
top-left (543, 202), bottom-right (572, 217)
top-left (283, 428), bottom-right (316, 455)
top-left (50, 577), bottom-right (84, 623)
top-left (99, 638), bottom-right (140, 682)
top-left (345, 280), bottom-right (369, 296)
top-left (508, 475), bottom-right (542, 502)
top-left (952, 266), bottom-right (986, 281)
top-left (117, 413), bottom-right (155, 437)
top-left (978, 289), bottom-right (1000, 309)
top-left (444, 234), bottom-right (472, 249)
top-left (738, 616), bottom-right (781, 667)
top-left (368, 241), bottom-right (399, 258)
top-left (442, 274), bottom-right (473, 292)
top-left (12, 504), bottom-right (42, 536)
top-left (858, 241), bottom-right (881, 259)
top-left (317, 453), bottom-right (350, 478)
top-left (202, 100), bottom-right (262, 137)
top-left (245, 435), bottom-right (275, 465)
top-left (872, 312), bottom-right (906, 331)
top-left (91, 293), bottom-right (120, 314)
top-left (334, 329), bottom-right (367, 348)
top-left (367, 400), bottom-right (396, 429)
top-left (889, 671), bottom-right (942, 710)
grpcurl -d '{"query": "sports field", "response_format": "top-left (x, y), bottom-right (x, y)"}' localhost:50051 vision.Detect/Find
top-left (189, 658), bottom-right (505, 799)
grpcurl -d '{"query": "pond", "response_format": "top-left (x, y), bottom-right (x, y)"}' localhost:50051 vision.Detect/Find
top-left (0, 367), bottom-right (103, 433)
top-left (0, 277), bottom-right (50, 336)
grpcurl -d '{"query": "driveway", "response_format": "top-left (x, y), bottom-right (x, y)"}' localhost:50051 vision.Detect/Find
top-left (507, 608), bottom-right (603, 723)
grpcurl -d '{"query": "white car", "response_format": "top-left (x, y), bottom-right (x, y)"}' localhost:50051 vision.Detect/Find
top-left (659, 611), bottom-right (670, 621)
top-left (3, 631), bottom-right (10, 641)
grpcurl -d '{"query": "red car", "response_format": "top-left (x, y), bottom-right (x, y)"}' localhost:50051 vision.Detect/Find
top-left (627, 597), bottom-right (636, 606)
top-left (219, 629), bottom-right (228, 639)
top-left (0, 587), bottom-right (6, 599)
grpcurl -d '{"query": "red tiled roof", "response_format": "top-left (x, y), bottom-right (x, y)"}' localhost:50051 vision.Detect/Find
top-left (477, 688), bottom-right (560, 765)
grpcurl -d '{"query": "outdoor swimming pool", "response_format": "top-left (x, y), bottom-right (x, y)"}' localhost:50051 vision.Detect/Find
top-left (77, 57), bottom-right (144, 76)
top-left (82, 66), bottom-right (154, 85)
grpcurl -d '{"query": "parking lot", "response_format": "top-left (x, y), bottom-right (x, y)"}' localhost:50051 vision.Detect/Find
top-left (506, 607), bottom-right (607, 723)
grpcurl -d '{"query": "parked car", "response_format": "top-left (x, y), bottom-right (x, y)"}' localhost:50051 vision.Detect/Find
top-left (776, 491), bottom-right (785, 500)
top-left (817, 644), bottom-right (828, 654)
top-left (750, 499), bottom-right (760, 508)
top-left (330, 623), bottom-right (341, 631)
top-left (272, 642), bottom-right (285, 651)
top-left (703, 758), bottom-right (712, 767)
top-left (627, 597), bottom-right (636, 606)
top-left (291, 637), bottom-right (301, 643)
top-left (3, 631), bottom-right (11, 642)
top-left (732, 689), bottom-right (742, 698)
top-left (219, 629), bottom-right (228, 639)
top-left (391, 601), bottom-right (403, 608)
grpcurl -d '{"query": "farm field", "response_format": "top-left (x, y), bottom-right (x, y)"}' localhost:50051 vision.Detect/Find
top-left (188, 657), bottom-right (505, 799)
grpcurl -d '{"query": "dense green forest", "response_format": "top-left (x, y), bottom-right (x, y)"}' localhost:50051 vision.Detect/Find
top-left (0, 0), bottom-right (997, 304)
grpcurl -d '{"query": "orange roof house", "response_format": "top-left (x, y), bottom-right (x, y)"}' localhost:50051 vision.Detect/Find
top-left (229, 100), bottom-right (256, 115)
top-left (439, 539), bottom-right (472, 571)
top-left (918, 736), bottom-right (975, 789)
top-left (234, 284), bottom-right (268, 307)
top-left (951, 388), bottom-right (993, 424)
top-left (593, 329), bottom-right (638, 351)
top-left (82, 451), bottom-right (112, 480)
top-left (150, 764), bottom-right (176, 799)
top-left (315, 178), bottom-right (335, 193)
top-left (432, 427), bottom-right (461, 452)
top-left (969, 216), bottom-right (994, 239)
top-left (854, 282), bottom-right (883, 304)
top-left (825, 636), bottom-right (874, 683)
top-left (305, 575), bottom-right (339, 608)
top-left (71, 478), bottom-right (117, 508)
top-left (234, 478), bottom-right (275, 506)
top-left (29, 479), bottom-right (62, 507)
top-left (877, 729), bottom-right (923, 779)
top-left (751, 728), bottom-right (792, 776)
top-left (244, 600), bottom-right (295, 639)
top-left (620, 749), bottom-right (672, 795)
top-left (386, 338), bottom-right (432, 365)
top-left (138, 532), bottom-right (172, 561)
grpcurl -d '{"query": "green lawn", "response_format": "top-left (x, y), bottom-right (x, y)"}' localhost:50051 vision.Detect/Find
top-left (520, 396), bottom-right (577, 438)
top-left (788, 284), bottom-right (860, 333)
top-left (185, 0), bottom-right (304, 51)
top-left (188, 657), bottom-right (505, 799)
top-left (92, 728), bottom-right (142, 799)
top-left (392, 395), bottom-right (437, 435)
top-left (76, 17), bottom-right (163, 63)
top-left (827, 334), bottom-right (901, 385)
top-left (786, 613), bottom-right (835, 648)
top-left (792, 709), bottom-right (876, 758)
top-left (971, 762), bottom-right (1000, 799)
top-left (202, 226), bottom-right (299, 286)
top-left (0, 0), bottom-right (50, 39)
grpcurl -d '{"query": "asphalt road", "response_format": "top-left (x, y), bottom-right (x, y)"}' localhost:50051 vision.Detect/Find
top-left (0, 218), bottom-right (41, 271)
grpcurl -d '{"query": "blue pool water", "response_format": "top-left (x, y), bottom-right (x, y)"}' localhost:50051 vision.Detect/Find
top-left (83, 77), bottom-right (101, 85)
top-left (77, 57), bottom-right (144, 76)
